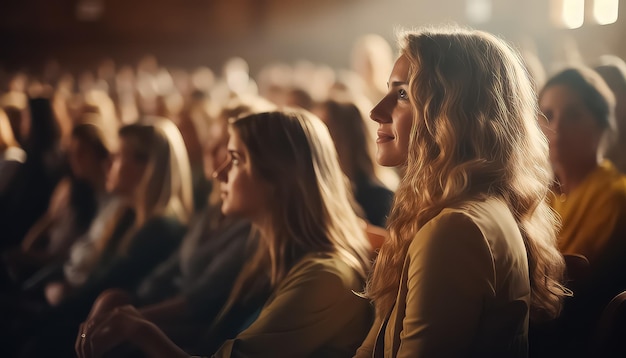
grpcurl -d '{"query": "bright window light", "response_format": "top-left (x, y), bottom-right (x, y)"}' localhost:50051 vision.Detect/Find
top-left (466, 0), bottom-right (492, 24)
top-left (560, 0), bottom-right (585, 29)
top-left (593, 0), bottom-right (619, 25)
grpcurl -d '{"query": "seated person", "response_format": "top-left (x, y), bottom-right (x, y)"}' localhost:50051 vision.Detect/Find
top-left (537, 66), bottom-right (626, 357)
top-left (76, 110), bottom-right (373, 357)
top-left (8, 117), bottom-right (193, 358)
top-left (6, 119), bottom-right (113, 281)
top-left (538, 67), bottom-right (626, 265)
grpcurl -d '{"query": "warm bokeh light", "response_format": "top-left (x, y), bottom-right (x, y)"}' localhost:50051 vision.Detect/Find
top-left (594, 0), bottom-right (619, 25)
top-left (466, 0), bottom-right (492, 24)
top-left (561, 0), bottom-right (585, 29)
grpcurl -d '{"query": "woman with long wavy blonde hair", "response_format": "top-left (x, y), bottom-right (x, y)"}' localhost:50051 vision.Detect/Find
top-left (356, 27), bottom-right (568, 357)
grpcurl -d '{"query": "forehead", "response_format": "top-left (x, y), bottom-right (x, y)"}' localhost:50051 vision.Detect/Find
top-left (389, 55), bottom-right (411, 81)
top-left (227, 127), bottom-right (246, 151)
top-left (540, 85), bottom-right (584, 107)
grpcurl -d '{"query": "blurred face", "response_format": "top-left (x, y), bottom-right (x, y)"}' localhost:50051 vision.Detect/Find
top-left (106, 138), bottom-right (147, 197)
top-left (539, 84), bottom-right (603, 169)
top-left (370, 55), bottom-right (414, 167)
top-left (68, 137), bottom-right (107, 181)
top-left (213, 129), bottom-right (268, 220)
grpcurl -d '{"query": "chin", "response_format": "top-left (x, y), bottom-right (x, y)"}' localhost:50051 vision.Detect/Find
top-left (376, 155), bottom-right (403, 168)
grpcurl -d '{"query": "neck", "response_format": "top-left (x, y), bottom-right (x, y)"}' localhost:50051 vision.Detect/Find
top-left (554, 158), bottom-right (601, 194)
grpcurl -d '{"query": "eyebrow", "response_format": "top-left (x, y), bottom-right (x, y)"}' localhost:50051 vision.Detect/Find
top-left (227, 149), bottom-right (244, 159)
top-left (388, 81), bottom-right (408, 88)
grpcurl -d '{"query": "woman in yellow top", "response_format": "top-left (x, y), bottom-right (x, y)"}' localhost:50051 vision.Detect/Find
top-left (75, 110), bottom-right (373, 358)
top-left (539, 66), bottom-right (626, 264)
top-left (355, 27), bottom-right (567, 357)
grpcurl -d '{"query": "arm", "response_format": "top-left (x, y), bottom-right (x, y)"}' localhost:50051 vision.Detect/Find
top-left (397, 212), bottom-right (494, 358)
top-left (76, 304), bottom-right (189, 358)
top-left (59, 218), bottom-right (184, 318)
top-left (214, 261), bottom-right (370, 357)
top-left (139, 295), bottom-right (187, 324)
top-left (21, 177), bottom-right (71, 252)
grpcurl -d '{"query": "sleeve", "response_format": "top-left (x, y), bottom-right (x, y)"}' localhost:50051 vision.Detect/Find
top-left (134, 247), bottom-right (183, 305)
top-left (182, 225), bottom-right (249, 320)
top-left (213, 262), bottom-right (369, 358)
top-left (397, 212), bottom-right (495, 358)
top-left (58, 218), bottom-right (185, 318)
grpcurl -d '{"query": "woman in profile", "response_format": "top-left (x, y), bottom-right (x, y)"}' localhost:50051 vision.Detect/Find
top-left (356, 27), bottom-right (567, 357)
top-left (76, 110), bottom-right (372, 357)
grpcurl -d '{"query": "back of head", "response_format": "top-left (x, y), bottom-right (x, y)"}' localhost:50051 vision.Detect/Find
top-left (370, 27), bottom-right (565, 321)
top-left (318, 99), bottom-right (376, 183)
top-left (71, 121), bottom-right (112, 163)
top-left (26, 97), bottom-right (61, 156)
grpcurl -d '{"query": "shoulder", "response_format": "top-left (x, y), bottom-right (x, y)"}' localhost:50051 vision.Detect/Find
top-left (281, 253), bottom-right (362, 293)
top-left (408, 199), bottom-right (511, 262)
top-left (588, 161), bottom-right (626, 206)
top-left (138, 216), bottom-right (186, 241)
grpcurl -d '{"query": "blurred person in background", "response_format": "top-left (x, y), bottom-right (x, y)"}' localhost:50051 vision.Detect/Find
top-left (0, 97), bottom-right (65, 252)
top-left (537, 66), bottom-right (626, 357)
top-left (539, 67), bottom-right (626, 265)
top-left (4, 118), bottom-right (115, 283)
top-left (0, 108), bottom-right (26, 199)
top-left (313, 98), bottom-right (394, 229)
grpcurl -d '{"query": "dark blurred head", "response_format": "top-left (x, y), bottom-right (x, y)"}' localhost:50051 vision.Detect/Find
top-left (26, 97), bottom-right (61, 156)
top-left (313, 99), bottom-right (376, 182)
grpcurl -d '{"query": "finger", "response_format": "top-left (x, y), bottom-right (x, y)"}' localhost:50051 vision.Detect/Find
top-left (87, 310), bottom-right (122, 358)
top-left (75, 322), bottom-right (85, 358)
top-left (88, 289), bottom-right (131, 320)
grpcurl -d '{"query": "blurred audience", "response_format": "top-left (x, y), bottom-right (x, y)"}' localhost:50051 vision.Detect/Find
top-left (313, 98), bottom-right (394, 227)
top-left (1, 38), bottom-right (626, 358)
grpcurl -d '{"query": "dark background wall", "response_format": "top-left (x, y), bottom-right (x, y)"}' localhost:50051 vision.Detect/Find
top-left (1, 0), bottom-right (624, 76)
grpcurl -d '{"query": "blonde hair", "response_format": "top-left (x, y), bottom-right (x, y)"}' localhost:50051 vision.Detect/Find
top-left (112, 116), bottom-right (193, 253)
top-left (221, 110), bottom-right (371, 312)
top-left (0, 108), bottom-right (20, 152)
top-left (367, 27), bottom-right (567, 322)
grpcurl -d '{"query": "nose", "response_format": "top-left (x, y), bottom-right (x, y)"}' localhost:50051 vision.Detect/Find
top-left (370, 96), bottom-right (392, 124)
top-left (212, 156), bottom-right (231, 182)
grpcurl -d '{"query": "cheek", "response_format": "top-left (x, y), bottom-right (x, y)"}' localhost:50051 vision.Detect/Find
top-left (397, 113), bottom-right (414, 149)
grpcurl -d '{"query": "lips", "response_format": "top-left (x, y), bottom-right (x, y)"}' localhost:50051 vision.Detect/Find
top-left (376, 130), bottom-right (394, 143)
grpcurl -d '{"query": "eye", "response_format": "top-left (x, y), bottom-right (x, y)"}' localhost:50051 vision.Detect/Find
top-left (398, 88), bottom-right (408, 100)
top-left (230, 152), bottom-right (241, 165)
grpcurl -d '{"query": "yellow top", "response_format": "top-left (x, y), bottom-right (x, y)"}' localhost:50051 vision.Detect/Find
top-left (214, 252), bottom-right (372, 358)
top-left (550, 160), bottom-right (626, 263)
